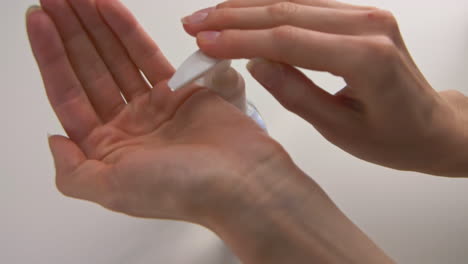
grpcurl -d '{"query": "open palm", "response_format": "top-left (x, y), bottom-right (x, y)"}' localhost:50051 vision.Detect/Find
top-left (27, 0), bottom-right (279, 222)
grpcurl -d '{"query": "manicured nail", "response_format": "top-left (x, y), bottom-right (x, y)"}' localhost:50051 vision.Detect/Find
top-left (247, 58), bottom-right (283, 89)
top-left (26, 5), bottom-right (41, 16)
top-left (198, 31), bottom-right (221, 44)
top-left (181, 7), bottom-right (214, 24)
top-left (195, 7), bottom-right (216, 14)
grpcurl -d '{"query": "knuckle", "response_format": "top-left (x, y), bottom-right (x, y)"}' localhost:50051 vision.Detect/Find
top-left (450, 90), bottom-right (465, 97)
top-left (271, 26), bottom-right (299, 60)
top-left (366, 8), bottom-right (394, 22)
top-left (442, 90), bottom-right (466, 99)
top-left (220, 29), bottom-right (241, 52)
top-left (281, 95), bottom-right (301, 111)
top-left (357, 36), bottom-right (400, 82)
top-left (213, 8), bottom-right (236, 23)
top-left (364, 36), bottom-right (399, 62)
top-left (272, 25), bottom-right (299, 43)
top-left (268, 2), bottom-right (299, 24)
top-left (366, 9), bottom-right (399, 38)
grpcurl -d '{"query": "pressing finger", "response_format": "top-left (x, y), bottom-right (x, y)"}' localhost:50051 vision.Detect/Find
top-left (184, 3), bottom-right (383, 37)
top-left (216, 0), bottom-right (375, 10)
top-left (196, 27), bottom-right (369, 80)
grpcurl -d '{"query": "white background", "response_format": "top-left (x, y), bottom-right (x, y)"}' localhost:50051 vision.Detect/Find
top-left (2, 0), bottom-right (468, 263)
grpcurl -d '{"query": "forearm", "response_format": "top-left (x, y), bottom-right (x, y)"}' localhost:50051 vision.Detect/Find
top-left (205, 155), bottom-right (395, 264)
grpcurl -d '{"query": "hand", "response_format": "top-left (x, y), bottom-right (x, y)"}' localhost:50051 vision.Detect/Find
top-left (26, 0), bottom-right (284, 223)
top-left (27, 2), bottom-right (397, 263)
top-left (183, 0), bottom-right (468, 177)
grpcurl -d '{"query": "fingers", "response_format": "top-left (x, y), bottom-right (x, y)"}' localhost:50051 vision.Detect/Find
top-left (27, 7), bottom-right (100, 142)
top-left (216, 0), bottom-right (375, 10)
top-left (246, 58), bottom-right (352, 128)
top-left (196, 27), bottom-right (367, 80)
top-left (186, 1), bottom-right (402, 85)
top-left (40, 0), bottom-right (125, 122)
top-left (68, 0), bottom-right (151, 101)
top-left (49, 135), bottom-right (114, 207)
top-left (184, 4), bottom-right (383, 37)
top-left (97, 0), bottom-right (175, 86)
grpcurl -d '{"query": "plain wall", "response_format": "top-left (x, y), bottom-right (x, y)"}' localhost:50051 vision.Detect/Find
top-left (2, 0), bottom-right (468, 263)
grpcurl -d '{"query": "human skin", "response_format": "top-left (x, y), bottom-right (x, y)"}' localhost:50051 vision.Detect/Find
top-left (27, 0), bottom-right (395, 263)
top-left (183, 0), bottom-right (468, 177)
top-left (26, 0), bottom-right (256, 221)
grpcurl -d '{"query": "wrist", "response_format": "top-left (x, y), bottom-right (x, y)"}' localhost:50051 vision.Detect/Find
top-left (202, 152), bottom-right (394, 264)
top-left (205, 154), bottom-right (312, 263)
top-left (180, 135), bottom-right (291, 225)
top-left (194, 141), bottom-right (294, 226)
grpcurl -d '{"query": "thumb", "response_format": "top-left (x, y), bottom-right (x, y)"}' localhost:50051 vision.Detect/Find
top-left (246, 58), bottom-right (349, 128)
top-left (48, 135), bottom-right (110, 203)
top-left (48, 135), bottom-right (87, 177)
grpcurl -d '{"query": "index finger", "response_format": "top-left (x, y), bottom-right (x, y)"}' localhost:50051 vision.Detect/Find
top-left (196, 27), bottom-right (368, 80)
top-left (217, 0), bottom-right (375, 10)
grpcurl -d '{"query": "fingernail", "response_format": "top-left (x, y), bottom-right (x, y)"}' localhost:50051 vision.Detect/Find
top-left (198, 31), bottom-right (221, 44)
top-left (247, 58), bottom-right (283, 89)
top-left (181, 7), bottom-right (214, 24)
top-left (26, 5), bottom-right (41, 16)
top-left (195, 7), bottom-right (216, 14)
